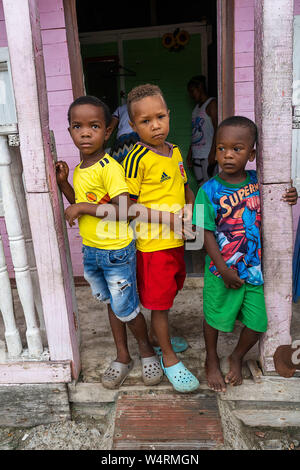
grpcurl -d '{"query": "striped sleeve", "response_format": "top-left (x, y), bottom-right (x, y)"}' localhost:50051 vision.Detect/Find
top-left (123, 144), bottom-right (149, 201)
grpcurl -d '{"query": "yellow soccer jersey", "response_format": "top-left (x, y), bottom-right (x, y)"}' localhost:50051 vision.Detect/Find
top-left (73, 154), bottom-right (133, 250)
top-left (123, 142), bottom-right (187, 252)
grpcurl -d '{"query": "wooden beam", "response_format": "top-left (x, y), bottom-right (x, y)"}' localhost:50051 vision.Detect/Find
top-left (0, 361), bottom-right (72, 384)
top-left (63, 0), bottom-right (85, 99)
top-left (217, 0), bottom-right (235, 122)
top-left (2, 0), bottom-right (81, 379)
top-left (254, 0), bottom-right (294, 372)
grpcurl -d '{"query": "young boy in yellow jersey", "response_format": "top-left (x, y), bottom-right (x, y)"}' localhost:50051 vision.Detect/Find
top-left (123, 84), bottom-right (200, 393)
top-left (56, 95), bottom-right (163, 389)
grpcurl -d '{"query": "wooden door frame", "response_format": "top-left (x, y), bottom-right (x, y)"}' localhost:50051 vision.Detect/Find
top-left (217, 0), bottom-right (235, 122)
top-left (63, 0), bottom-right (85, 99)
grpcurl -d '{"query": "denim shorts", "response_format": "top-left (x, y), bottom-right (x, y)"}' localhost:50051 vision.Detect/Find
top-left (82, 240), bottom-right (140, 322)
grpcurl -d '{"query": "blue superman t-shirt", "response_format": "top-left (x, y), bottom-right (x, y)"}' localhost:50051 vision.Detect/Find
top-left (192, 170), bottom-right (263, 285)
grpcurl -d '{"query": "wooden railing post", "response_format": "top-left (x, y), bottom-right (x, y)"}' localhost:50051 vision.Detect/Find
top-left (0, 133), bottom-right (43, 357)
top-left (2, 0), bottom-right (81, 379)
top-left (254, 0), bottom-right (294, 372)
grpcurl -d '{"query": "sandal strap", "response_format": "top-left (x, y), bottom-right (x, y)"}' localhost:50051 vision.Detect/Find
top-left (160, 358), bottom-right (199, 393)
top-left (102, 360), bottom-right (134, 389)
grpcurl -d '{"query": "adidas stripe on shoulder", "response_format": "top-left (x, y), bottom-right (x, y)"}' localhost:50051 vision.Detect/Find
top-left (99, 156), bottom-right (110, 168)
top-left (124, 144), bottom-right (149, 178)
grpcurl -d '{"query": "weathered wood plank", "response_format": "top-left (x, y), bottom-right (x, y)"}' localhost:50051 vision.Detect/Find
top-left (2, 0), bottom-right (81, 379)
top-left (0, 383), bottom-right (70, 427)
top-left (2, 0), bottom-right (47, 191)
top-left (259, 183), bottom-right (294, 370)
top-left (254, 0), bottom-right (294, 372)
top-left (254, 0), bottom-right (294, 183)
top-left (247, 359), bottom-right (263, 383)
top-left (0, 361), bottom-right (72, 384)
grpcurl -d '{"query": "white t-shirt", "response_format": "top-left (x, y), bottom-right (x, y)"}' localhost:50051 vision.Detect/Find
top-left (112, 104), bottom-right (133, 139)
top-left (191, 97), bottom-right (215, 160)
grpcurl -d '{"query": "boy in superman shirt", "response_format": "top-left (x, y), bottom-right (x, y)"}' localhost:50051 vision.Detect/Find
top-left (123, 84), bottom-right (200, 393)
top-left (192, 116), bottom-right (298, 392)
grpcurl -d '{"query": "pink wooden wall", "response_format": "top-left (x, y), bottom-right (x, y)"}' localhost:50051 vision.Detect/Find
top-left (234, 0), bottom-right (255, 121)
top-left (0, 0), bottom-right (83, 277)
top-left (293, 0), bottom-right (300, 230)
top-left (38, 0), bottom-right (82, 277)
top-left (235, 0), bottom-right (300, 233)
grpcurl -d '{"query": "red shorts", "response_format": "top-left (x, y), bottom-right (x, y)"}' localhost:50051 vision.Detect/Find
top-left (137, 246), bottom-right (186, 310)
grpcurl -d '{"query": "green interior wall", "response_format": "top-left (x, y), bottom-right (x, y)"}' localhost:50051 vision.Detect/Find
top-left (81, 33), bottom-right (203, 195)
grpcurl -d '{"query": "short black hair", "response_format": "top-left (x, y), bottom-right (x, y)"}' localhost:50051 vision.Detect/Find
top-left (217, 115), bottom-right (258, 146)
top-left (187, 75), bottom-right (207, 93)
top-left (127, 84), bottom-right (167, 121)
top-left (67, 95), bottom-right (112, 126)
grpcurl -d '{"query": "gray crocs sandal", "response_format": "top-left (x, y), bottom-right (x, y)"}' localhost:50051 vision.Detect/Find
top-left (141, 355), bottom-right (164, 386)
top-left (102, 360), bottom-right (134, 389)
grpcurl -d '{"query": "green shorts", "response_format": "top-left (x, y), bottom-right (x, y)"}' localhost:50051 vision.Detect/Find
top-left (203, 265), bottom-right (268, 333)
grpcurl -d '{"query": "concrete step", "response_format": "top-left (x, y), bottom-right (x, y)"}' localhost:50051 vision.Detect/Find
top-left (233, 409), bottom-right (300, 428)
top-left (218, 376), bottom-right (300, 402)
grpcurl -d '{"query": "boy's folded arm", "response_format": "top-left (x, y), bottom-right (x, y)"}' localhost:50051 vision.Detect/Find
top-left (128, 203), bottom-right (187, 236)
top-left (74, 193), bottom-right (132, 221)
top-left (204, 229), bottom-right (228, 275)
top-left (204, 229), bottom-right (244, 289)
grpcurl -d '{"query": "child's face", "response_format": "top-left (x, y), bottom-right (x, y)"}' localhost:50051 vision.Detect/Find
top-left (68, 104), bottom-right (112, 157)
top-left (188, 85), bottom-right (201, 103)
top-left (216, 125), bottom-right (255, 176)
top-left (129, 95), bottom-right (170, 149)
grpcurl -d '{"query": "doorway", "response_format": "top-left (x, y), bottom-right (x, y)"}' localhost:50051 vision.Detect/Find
top-left (70, 0), bottom-right (228, 276)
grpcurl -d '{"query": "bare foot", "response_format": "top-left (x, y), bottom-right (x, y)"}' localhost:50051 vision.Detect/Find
top-left (225, 354), bottom-right (243, 386)
top-left (273, 345), bottom-right (296, 378)
top-left (205, 356), bottom-right (226, 393)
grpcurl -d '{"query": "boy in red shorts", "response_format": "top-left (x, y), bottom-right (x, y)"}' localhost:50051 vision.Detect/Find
top-left (123, 84), bottom-right (200, 392)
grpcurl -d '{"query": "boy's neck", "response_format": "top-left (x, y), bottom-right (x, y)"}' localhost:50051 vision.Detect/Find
top-left (218, 169), bottom-right (248, 184)
top-left (139, 140), bottom-right (171, 157)
top-left (81, 149), bottom-right (106, 168)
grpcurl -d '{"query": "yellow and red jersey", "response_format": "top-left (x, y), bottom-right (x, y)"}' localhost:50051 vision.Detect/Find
top-left (123, 142), bottom-right (187, 252)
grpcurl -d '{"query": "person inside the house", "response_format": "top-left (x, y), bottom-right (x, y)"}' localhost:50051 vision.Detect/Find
top-left (192, 116), bottom-right (298, 392)
top-left (55, 95), bottom-right (164, 390)
top-left (109, 96), bottom-right (139, 164)
top-left (122, 83), bottom-right (200, 393)
top-left (186, 75), bottom-right (218, 186)
top-left (273, 343), bottom-right (300, 378)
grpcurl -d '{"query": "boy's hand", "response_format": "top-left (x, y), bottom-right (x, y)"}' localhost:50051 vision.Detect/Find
top-left (282, 184), bottom-right (298, 205)
top-left (179, 205), bottom-right (196, 240)
top-left (56, 161), bottom-right (69, 185)
top-left (179, 204), bottom-right (193, 224)
top-left (65, 203), bottom-right (82, 227)
top-left (171, 211), bottom-right (195, 240)
top-left (220, 267), bottom-right (245, 289)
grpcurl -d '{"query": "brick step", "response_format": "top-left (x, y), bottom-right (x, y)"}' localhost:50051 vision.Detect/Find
top-left (112, 393), bottom-right (224, 450)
